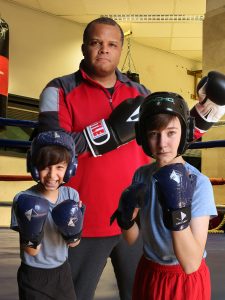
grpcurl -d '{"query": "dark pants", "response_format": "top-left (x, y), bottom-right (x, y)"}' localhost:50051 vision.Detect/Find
top-left (68, 234), bottom-right (143, 300)
top-left (17, 261), bottom-right (76, 300)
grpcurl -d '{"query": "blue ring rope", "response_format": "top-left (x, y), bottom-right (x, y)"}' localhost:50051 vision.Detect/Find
top-left (0, 117), bottom-right (225, 150)
top-left (0, 117), bottom-right (38, 128)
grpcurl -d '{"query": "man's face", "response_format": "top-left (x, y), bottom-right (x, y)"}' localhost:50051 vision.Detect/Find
top-left (82, 23), bottom-right (123, 77)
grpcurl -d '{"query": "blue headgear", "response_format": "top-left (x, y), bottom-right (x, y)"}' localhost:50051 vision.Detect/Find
top-left (28, 131), bottom-right (77, 182)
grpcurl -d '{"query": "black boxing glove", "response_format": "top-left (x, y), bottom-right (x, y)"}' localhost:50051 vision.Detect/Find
top-left (190, 71), bottom-right (225, 139)
top-left (110, 182), bottom-right (147, 230)
top-left (83, 96), bottom-right (144, 157)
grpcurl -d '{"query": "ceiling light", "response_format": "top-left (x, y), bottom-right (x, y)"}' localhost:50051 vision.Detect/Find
top-left (101, 14), bottom-right (204, 23)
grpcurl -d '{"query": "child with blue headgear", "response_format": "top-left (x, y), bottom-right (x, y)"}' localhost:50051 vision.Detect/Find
top-left (11, 130), bottom-right (84, 300)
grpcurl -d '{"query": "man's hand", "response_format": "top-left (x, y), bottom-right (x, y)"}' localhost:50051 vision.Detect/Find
top-left (83, 96), bottom-right (145, 156)
top-left (190, 71), bottom-right (225, 139)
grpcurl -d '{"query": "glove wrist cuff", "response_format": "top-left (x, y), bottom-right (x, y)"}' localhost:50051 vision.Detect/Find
top-left (164, 206), bottom-right (191, 231)
top-left (20, 234), bottom-right (42, 249)
top-left (20, 239), bottom-right (39, 249)
top-left (117, 218), bottom-right (135, 230)
top-left (62, 231), bottom-right (82, 244)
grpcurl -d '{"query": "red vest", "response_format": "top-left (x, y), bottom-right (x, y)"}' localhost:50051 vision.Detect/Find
top-left (40, 66), bottom-right (150, 236)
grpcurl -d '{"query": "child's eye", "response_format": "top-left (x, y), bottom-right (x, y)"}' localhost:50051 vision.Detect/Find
top-left (147, 132), bottom-right (157, 138)
top-left (57, 166), bottom-right (65, 170)
top-left (168, 131), bottom-right (176, 136)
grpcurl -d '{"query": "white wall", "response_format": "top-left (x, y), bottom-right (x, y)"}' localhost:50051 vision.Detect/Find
top-left (120, 39), bottom-right (201, 107)
top-left (0, 0), bottom-right (83, 98)
top-left (0, 0), bottom-right (204, 226)
top-left (0, 0), bottom-right (201, 106)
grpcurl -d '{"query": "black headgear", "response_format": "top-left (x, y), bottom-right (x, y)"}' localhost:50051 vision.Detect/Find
top-left (27, 131), bottom-right (77, 182)
top-left (135, 92), bottom-right (194, 157)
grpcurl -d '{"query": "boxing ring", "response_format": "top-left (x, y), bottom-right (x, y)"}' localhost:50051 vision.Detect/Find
top-left (0, 116), bottom-right (225, 233)
top-left (1, 116), bottom-right (225, 300)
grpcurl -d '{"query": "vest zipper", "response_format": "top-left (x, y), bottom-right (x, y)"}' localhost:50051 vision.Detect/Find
top-left (104, 82), bottom-right (122, 110)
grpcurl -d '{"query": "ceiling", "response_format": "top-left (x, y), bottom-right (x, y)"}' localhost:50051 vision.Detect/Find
top-left (6, 0), bottom-right (206, 62)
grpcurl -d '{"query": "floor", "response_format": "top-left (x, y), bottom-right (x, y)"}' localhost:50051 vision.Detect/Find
top-left (0, 229), bottom-right (224, 300)
top-left (0, 229), bottom-right (119, 300)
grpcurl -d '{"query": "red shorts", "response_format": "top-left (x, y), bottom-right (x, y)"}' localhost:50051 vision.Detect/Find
top-left (132, 256), bottom-right (211, 300)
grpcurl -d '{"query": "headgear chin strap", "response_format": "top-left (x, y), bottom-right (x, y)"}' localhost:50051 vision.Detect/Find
top-left (135, 92), bottom-right (195, 157)
top-left (27, 131), bottom-right (77, 182)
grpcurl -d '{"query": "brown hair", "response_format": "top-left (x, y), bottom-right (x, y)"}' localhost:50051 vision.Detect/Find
top-left (83, 17), bottom-right (124, 45)
top-left (145, 113), bottom-right (180, 132)
top-left (33, 145), bottom-right (71, 171)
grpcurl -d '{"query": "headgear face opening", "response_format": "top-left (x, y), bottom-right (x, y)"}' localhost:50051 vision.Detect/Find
top-left (135, 92), bottom-right (194, 157)
top-left (27, 131), bottom-right (77, 182)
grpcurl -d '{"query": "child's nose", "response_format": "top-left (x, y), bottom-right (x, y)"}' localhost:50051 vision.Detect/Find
top-left (47, 168), bottom-right (55, 178)
top-left (158, 134), bottom-right (167, 147)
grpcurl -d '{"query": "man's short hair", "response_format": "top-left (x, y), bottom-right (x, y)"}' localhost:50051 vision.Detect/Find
top-left (83, 17), bottom-right (124, 45)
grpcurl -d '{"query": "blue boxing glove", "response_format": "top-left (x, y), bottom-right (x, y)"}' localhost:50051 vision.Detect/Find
top-left (110, 182), bottom-right (148, 230)
top-left (14, 194), bottom-right (49, 248)
top-left (52, 200), bottom-right (85, 244)
top-left (153, 163), bottom-right (197, 231)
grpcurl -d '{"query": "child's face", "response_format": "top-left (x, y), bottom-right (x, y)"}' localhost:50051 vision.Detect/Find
top-left (39, 161), bottom-right (68, 191)
top-left (147, 116), bottom-right (181, 167)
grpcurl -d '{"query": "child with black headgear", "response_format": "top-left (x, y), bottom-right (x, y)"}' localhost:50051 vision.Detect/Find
top-left (10, 130), bottom-right (85, 300)
top-left (112, 92), bottom-right (217, 300)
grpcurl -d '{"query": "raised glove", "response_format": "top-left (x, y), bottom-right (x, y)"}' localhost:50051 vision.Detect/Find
top-left (83, 96), bottom-right (144, 156)
top-left (190, 71), bottom-right (225, 139)
top-left (153, 163), bottom-right (197, 231)
top-left (14, 194), bottom-right (49, 248)
top-left (110, 182), bottom-right (147, 230)
top-left (52, 200), bottom-right (85, 244)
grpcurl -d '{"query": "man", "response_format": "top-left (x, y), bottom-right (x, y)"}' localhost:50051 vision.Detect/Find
top-left (38, 17), bottom-right (150, 300)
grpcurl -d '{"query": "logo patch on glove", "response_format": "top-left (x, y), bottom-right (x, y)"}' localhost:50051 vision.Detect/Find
top-left (171, 207), bottom-right (191, 227)
top-left (25, 208), bottom-right (42, 221)
top-left (85, 119), bottom-right (110, 145)
top-left (126, 106), bottom-right (141, 122)
top-left (170, 169), bottom-right (182, 184)
top-left (68, 206), bottom-right (79, 227)
top-left (68, 217), bottom-right (78, 227)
